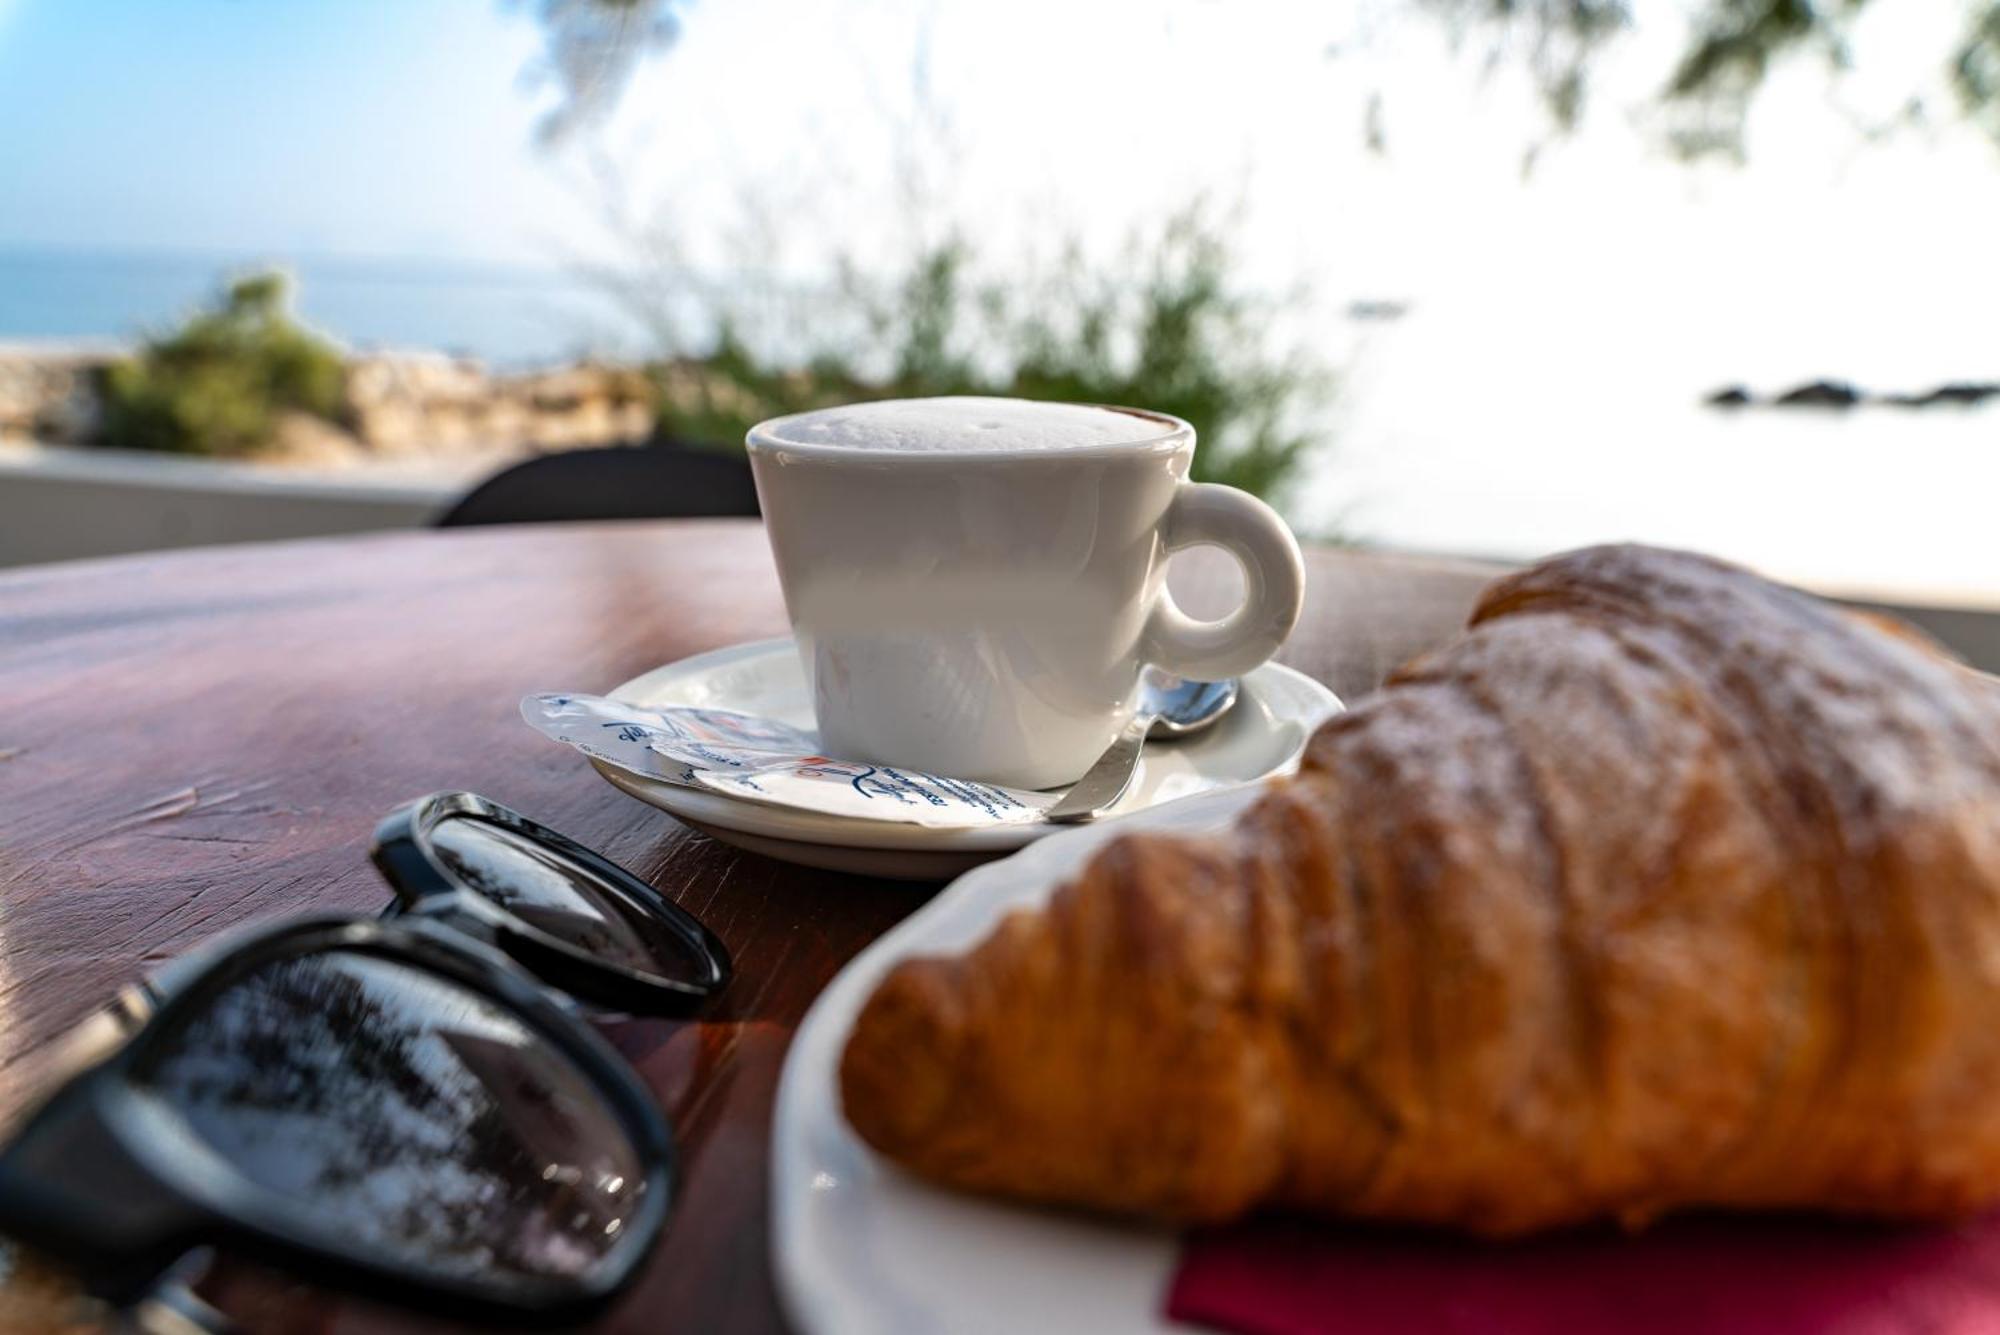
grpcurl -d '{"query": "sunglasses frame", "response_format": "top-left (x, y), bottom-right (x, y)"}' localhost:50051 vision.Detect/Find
top-left (0, 913), bottom-right (677, 1327)
top-left (371, 791), bottom-right (731, 1016)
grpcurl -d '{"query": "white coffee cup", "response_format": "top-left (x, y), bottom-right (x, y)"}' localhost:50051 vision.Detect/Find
top-left (745, 397), bottom-right (1305, 789)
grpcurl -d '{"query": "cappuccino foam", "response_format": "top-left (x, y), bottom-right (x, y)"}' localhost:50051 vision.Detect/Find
top-left (760, 397), bottom-right (1172, 453)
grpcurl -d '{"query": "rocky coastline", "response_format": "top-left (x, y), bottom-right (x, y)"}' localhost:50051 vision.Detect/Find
top-left (0, 343), bottom-right (657, 470)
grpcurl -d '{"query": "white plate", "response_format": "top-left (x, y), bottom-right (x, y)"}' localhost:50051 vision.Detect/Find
top-left (592, 637), bottom-right (1340, 879)
top-left (771, 785), bottom-right (1265, 1334)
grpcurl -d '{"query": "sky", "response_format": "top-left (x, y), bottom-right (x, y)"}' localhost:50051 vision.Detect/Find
top-left (4, 0), bottom-right (1995, 303)
top-left (0, 0), bottom-right (587, 265)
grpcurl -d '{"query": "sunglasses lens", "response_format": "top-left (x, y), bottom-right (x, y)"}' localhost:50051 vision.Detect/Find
top-left (138, 950), bottom-right (652, 1286)
top-left (427, 815), bottom-right (716, 988)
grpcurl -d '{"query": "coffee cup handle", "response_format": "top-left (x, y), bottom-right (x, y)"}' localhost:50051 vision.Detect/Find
top-left (1142, 482), bottom-right (1306, 681)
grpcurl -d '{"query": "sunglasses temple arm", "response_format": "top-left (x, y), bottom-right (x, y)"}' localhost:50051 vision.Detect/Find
top-left (120, 1283), bottom-right (243, 1335)
top-left (117, 1255), bottom-right (244, 1335)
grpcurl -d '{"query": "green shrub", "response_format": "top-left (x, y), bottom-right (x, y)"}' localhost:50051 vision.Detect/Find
top-left (98, 272), bottom-right (348, 457)
top-left (649, 206), bottom-right (1330, 504)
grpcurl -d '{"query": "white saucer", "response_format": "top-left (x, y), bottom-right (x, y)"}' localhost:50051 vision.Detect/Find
top-left (772, 786), bottom-right (1268, 1333)
top-left (591, 637), bottom-right (1341, 879)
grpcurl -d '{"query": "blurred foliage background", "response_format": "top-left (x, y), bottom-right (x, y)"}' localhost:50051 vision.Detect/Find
top-left (531, 0), bottom-right (2000, 158)
top-left (75, 0), bottom-right (2000, 510)
top-left (635, 207), bottom-right (1327, 501)
top-left (97, 274), bottom-right (348, 458)
top-left (1406, 0), bottom-right (2000, 157)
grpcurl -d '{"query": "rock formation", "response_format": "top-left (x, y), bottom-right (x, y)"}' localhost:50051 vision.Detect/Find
top-left (0, 346), bottom-right (659, 467)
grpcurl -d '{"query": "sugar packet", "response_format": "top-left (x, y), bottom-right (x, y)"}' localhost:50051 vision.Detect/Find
top-left (521, 693), bottom-right (1057, 828)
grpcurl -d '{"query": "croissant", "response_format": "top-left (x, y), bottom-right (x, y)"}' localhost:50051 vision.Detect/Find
top-left (839, 544), bottom-right (2000, 1237)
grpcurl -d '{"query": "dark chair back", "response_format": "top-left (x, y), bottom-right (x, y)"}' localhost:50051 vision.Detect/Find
top-left (435, 444), bottom-right (759, 527)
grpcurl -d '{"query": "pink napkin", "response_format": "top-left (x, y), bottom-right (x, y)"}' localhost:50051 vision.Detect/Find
top-left (1167, 1213), bottom-right (2000, 1335)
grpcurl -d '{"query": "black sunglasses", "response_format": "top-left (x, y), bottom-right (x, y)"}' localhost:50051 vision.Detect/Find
top-left (0, 793), bottom-right (731, 1330)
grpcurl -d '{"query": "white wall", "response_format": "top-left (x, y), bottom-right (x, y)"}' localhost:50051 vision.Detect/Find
top-left (0, 444), bottom-right (453, 568)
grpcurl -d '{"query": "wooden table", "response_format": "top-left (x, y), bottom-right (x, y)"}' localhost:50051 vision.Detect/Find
top-left (0, 520), bottom-right (1500, 1333)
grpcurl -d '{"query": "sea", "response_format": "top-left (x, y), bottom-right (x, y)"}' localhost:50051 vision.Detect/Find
top-left (5, 244), bottom-right (1996, 602)
top-left (0, 245), bottom-right (640, 368)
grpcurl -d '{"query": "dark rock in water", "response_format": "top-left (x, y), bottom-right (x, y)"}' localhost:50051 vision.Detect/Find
top-left (1704, 378), bottom-right (1998, 411)
top-left (1883, 382), bottom-right (2000, 409)
top-left (1773, 379), bottom-right (1862, 409)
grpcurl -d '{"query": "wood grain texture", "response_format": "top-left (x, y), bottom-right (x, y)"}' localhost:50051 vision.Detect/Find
top-left (0, 520), bottom-right (1498, 1333)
